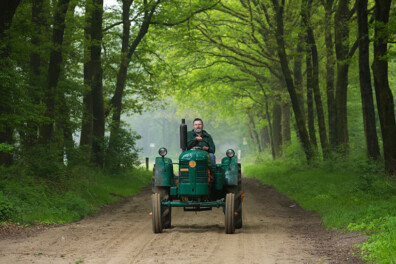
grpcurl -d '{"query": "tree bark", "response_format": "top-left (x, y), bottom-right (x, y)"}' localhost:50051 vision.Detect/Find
top-left (303, 0), bottom-right (329, 157)
top-left (270, 0), bottom-right (314, 162)
top-left (107, 0), bottom-right (159, 165)
top-left (260, 124), bottom-right (270, 151)
top-left (40, 0), bottom-right (71, 145)
top-left (272, 102), bottom-right (282, 157)
top-left (323, 0), bottom-right (336, 148)
top-left (334, 0), bottom-right (350, 153)
top-left (357, 0), bottom-right (380, 160)
top-left (80, 0), bottom-right (93, 147)
top-left (281, 100), bottom-right (291, 144)
top-left (0, 0), bottom-right (21, 166)
top-left (247, 110), bottom-right (262, 153)
top-left (90, 0), bottom-right (105, 166)
top-left (0, 0), bottom-right (21, 38)
top-left (26, 0), bottom-right (44, 148)
top-left (293, 31), bottom-right (305, 123)
top-left (372, 0), bottom-right (396, 174)
top-left (263, 95), bottom-right (276, 159)
top-left (306, 50), bottom-right (317, 147)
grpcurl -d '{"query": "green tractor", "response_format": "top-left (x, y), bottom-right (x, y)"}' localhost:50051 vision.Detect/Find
top-left (151, 119), bottom-right (243, 234)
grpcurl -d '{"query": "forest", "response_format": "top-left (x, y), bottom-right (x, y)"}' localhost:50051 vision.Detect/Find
top-left (0, 0), bottom-right (395, 262)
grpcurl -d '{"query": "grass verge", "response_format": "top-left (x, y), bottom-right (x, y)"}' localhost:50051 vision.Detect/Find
top-left (0, 165), bottom-right (151, 225)
top-left (244, 157), bottom-right (396, 264)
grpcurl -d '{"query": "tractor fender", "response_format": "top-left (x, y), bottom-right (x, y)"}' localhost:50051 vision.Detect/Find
top-left (154, 157), bottom-right (173, 187)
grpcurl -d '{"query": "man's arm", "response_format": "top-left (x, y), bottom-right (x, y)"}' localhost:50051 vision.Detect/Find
top-left (207, 134), bottom-right (215, 154)
top-left (187, 131), bottom-right (198, 149)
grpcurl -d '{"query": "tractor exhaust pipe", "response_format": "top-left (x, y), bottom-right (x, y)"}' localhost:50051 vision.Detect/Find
top-left (180, 119), bottom-right (187, 152)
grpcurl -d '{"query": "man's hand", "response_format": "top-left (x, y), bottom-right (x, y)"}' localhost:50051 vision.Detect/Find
top-left (196, 136), bottom-right (203, 142)
top-left (202, 146), bottom-right (209, 151)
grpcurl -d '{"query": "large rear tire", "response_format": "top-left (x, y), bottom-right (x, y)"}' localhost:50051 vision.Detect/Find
top-left (152, 193), bottom-right (162, 233)
top-left (152, 165), bottom-right (172, 229)
top-left (235, 163), bottom-right (242, 229)
top-left (234, 190), bottom-right (243, 229)
top-left (225, 193), bottom-right (235, 234)
top-left (162, 202), bottom-right (172, 229)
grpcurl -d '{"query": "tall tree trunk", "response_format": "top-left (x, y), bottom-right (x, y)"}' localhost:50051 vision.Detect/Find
top-left (0, 0), bottom-right (21, 38)
top-left (247, 110), bottom-right (262, 153)
top-left (263, 95), bottom-right (276, 159)
top-left (108, 0), bottom-right (159, 161)
top-left (260, 124), bottom-right (270, 151)
top-left (372, 0), bottom-right (396, 174)
top-left (357, 0), bottom-right (381, 160)
top-left (272, 102), bottom-right (282, 157)
top-left (107, 0), bottom-right (133, 165)
top-left (293, 31), bottom-right (305, 123)
top-left (80, 0), bottom-right (93, 147)
top-left (90, 0), bottom-right (105, 166)
top-left (306, 50), bottom-right (317, 147)
top-left (281, 100), bottom-right (291, 144)
top-left (40, 0), bottom-right (71, 145)
top-left (323, 0), bottom-right (336, 148)
top-left (303, 0), bottom-right (329, 157)
top-left (0, 0), bottom-right (21, 166)
top-left (270, 0), bottom-right (314, 162)
top-left (334, 0), bottom-right (350, 153)
top-left (25, 0), bottom-right (44, 148)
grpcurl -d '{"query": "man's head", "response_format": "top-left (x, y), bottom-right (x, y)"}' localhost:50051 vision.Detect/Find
top-left (193, 118), bottom-right (203, 134)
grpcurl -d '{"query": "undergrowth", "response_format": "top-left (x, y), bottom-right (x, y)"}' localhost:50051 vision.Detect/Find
top-left (244, 145), bottom-right (396, 264)
top-left (0, 164), bottom-right (151, 224)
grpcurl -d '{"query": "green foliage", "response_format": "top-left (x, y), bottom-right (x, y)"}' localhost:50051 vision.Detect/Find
top-left (244, 151), bottom-right (396, 264)
top-left (105, 127), bottom-right (141, 173)
top-left (0, 143), bottom-right (13, 153)
top-left (0, 191), bottom-right (17, 221)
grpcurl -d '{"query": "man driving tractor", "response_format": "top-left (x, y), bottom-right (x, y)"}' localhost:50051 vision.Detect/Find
top-left (187, 118), bottom-right (216, 167)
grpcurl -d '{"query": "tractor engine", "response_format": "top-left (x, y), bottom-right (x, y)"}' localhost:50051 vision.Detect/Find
top-left (178, 150), bottom-right (211, 200)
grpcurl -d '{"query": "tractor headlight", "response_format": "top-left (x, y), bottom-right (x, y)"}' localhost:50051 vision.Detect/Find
top-left (158, 147), bottom-right (167, 157)
top-left (226, 149), bottom-right (235, 158)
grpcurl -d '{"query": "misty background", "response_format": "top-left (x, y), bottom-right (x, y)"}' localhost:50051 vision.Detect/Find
top-left (123, 99), bottom-right (251, 162)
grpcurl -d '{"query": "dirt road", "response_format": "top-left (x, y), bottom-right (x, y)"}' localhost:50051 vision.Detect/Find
top-left (0, 177), bottom-right (365, 263)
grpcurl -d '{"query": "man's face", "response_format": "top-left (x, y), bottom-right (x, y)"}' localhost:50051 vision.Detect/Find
top-left (193, 120), bottom-right (203, 133)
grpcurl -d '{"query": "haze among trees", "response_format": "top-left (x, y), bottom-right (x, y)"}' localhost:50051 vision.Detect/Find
top-left (0, 0), bottom-right (395, 174)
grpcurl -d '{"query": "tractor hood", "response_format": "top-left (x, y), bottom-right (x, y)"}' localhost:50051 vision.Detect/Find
top-left (179, 149), bottom-right (210, 162)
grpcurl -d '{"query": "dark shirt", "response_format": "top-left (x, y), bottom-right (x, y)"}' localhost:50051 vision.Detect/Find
top-left (187, 130), bottom-right (216, 154)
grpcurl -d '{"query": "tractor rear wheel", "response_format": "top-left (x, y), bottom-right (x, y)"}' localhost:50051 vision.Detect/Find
top-left (225, 193), bottom-right (235, 234)
top-left (234, 190), bottom-right (243, 229)
top-left (152, 166), bottom-right (171, 229)
top-left (154, 187), bottom-right (171, 229)
top-left (235, 164), bottom-right (243, 229)
top-left (151, 193), bottom-right (162, 233)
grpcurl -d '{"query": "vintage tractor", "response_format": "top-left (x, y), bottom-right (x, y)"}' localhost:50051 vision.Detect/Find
top-left (151, 119), bottom-right (243, 234)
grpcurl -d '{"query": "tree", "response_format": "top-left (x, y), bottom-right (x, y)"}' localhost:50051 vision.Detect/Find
top-left (371, 0), bottom-right (396, 174)
top-left (302, 0), bottom-right (328, 157)
top-left (0, 0), bottom-right (22, 166)
top-left (90, 0), bottom-right (105, 165)
top-left (39, 0), bottom-right (71, 145)
top-left (357, 0), bottom-right (380, 160)
top-left (269, 0), bottom-right (314, 161)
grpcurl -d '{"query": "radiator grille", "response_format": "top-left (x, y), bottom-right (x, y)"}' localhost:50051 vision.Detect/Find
top-left (179, 160), bottom-right (208, 183)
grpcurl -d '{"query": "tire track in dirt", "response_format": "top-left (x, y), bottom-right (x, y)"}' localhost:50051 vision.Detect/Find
top-left (0, 178), bottom-right (365, 263)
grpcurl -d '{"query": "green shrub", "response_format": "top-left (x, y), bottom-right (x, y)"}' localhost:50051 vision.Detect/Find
top-left (104, 127), bottom-right (142, 173)
top-left (244, 154), bottom-right (396, 264)
top-left (0, 191), bottom-right (16, 221)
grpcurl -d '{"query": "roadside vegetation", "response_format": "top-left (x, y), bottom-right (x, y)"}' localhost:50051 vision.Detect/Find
top-left (0, 151), bottom-right (151, 225)
top-left (244, 144), bottom-right (396, 264)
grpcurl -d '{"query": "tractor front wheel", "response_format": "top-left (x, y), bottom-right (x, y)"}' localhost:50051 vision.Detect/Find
top-left (225, 193), bottom-right (235, 234)
top-left (151, 193), bottom-right (163, 233)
